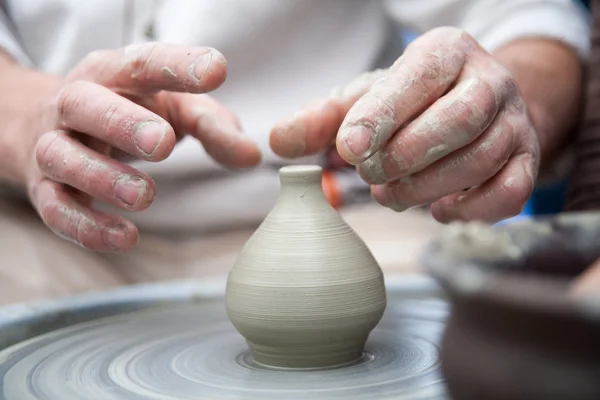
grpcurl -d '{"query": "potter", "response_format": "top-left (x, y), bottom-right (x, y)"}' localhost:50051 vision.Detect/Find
top-left (226, 165), bottom-right (387, 368)
top-left (0, 0), bottom-right (588, 309)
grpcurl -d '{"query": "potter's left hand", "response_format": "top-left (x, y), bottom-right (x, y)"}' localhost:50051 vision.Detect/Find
top-left (270, 27), bottom-right (539, 223)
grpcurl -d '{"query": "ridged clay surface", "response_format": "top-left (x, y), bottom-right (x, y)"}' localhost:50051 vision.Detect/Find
top-left (226, 165), bottom-right (387, 368)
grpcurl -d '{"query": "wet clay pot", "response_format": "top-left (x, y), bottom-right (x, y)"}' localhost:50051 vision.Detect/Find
top-left (423, 213), bottom-right (600, 400)
top-left (225, 165), bottom-right (387, 369)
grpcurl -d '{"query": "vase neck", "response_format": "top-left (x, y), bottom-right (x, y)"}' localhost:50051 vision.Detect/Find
top-left (276, 165), bottom-right (329, 206)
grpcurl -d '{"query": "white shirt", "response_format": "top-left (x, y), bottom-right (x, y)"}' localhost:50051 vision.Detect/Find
top-left (0, 0), bottom-right (591, 234)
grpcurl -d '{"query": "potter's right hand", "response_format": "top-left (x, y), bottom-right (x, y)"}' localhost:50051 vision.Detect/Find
top-left (572, 258), bottom-right (600, 299)
top-left (19, 43), bottom-right (261, 251)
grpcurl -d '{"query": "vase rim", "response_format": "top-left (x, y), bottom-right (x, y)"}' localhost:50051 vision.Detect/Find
top-left (279, 165), bottom-right (323, 176)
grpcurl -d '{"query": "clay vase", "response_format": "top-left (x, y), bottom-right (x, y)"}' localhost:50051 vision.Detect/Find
top-left (225, 165), bottom-right (387, 369)
top-left (423, 214), bottom-right (600, 400)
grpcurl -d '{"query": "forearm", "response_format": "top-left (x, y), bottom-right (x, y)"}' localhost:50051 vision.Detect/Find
top-left (492, 38), bottom-right (585, 169)
top-left (0, 52), bottom-right (61, 188)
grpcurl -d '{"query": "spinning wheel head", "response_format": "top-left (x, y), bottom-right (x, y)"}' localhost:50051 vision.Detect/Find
top-left (0, 292), bottom-right (447, 399)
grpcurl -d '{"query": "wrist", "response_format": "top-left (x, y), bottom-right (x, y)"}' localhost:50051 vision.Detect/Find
top-left (491, 38), bottom-right (584, 166)
top-left (0, 54), bottom-right (62, 188)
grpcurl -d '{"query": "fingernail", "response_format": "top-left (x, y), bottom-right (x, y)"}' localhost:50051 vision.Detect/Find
top-left (340, 124), bottom-right (373, 159)
top-left (304, 98), bottom-right (331, 113)
top-left (105, 224), bottom-right (129, 250)
top-left (271, 122), bottom-right (307, 158)
top-left (387, 202), bottom-right (409, 212)
top-left (190, 49), bottom-right (216, 83)
top-left (134, 120), bottom-right (165, 156)
top-left (114, 175), bottom-right (148, 207)
top-left (215, 116), bottom-right (242, 135)
top-left (195, 108), bottom-right (240, 135)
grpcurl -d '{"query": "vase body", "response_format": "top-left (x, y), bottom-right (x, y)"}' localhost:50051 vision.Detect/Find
top-left (226, 165), bottom-right (387, 368)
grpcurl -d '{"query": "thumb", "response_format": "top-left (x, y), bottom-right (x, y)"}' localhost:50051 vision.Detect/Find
top-left (270, 68), bottom-right (388, 158)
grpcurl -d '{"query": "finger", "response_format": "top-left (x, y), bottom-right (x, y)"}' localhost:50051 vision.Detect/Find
top-left (326, 146), bottom-right (351, 169)
top-left (270, 69), bottom-right (387, 158)
top-left (336, 29), bottom-right (473, 164)
top-left (571, 259), bottom-right (600, 298)
top-left (357, 76), bottom-right (500, 184)
top-left (429, 152), bottom-right (537, 223)
top-left (69, 42), bottom-right (228, 97)
top-left (35, 131), bottom-right (156, 211)
top-left (370, 114), bottom-right (514, 211)
top-left (55, 80), bottom-right (176, 161)
top-left (31, 179), bottom-right (139, 251)
top-left (158, 92), bottom-right (261, 167)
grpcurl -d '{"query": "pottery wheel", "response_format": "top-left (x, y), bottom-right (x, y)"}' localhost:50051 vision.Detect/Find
top-left (0, 295), bottom-right (447, 399)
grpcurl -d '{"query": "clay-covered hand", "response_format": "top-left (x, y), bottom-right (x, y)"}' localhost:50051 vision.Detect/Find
top-left (270, 27), bottom-right (539, 223)
top-left (25, 43), bottom-right (260, 251)
top-left (571, 258), bottom-right (600, 299)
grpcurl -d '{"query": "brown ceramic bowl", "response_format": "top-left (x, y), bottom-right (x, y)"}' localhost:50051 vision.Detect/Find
top-left (422, 212), bottom-right (600, 400)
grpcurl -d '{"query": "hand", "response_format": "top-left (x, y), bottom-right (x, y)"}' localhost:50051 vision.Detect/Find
top-left (18, 43), bottom-right (260, 251)
top-left (571, 258), bottom-right (600, 299)
top-left (270, 27), bottom-right (539, 223)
